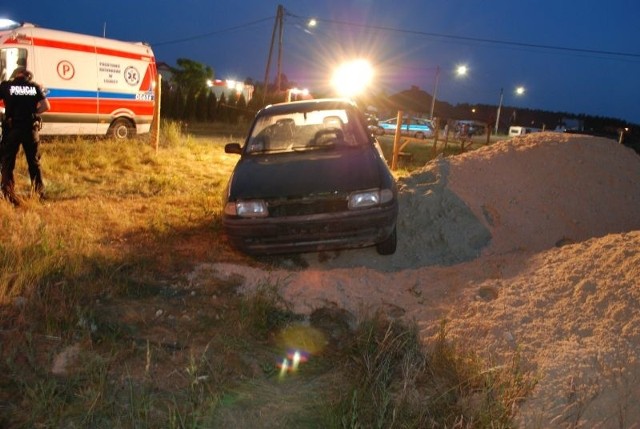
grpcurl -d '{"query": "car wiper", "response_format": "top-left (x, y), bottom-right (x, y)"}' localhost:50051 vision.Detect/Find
top-left (307, 141), bottom-right (337, 150)
top-left (290, 143), bottom-right (311, 151)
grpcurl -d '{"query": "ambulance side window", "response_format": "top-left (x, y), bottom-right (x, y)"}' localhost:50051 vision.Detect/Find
top-left (0, 48), bottom-right (28, 81)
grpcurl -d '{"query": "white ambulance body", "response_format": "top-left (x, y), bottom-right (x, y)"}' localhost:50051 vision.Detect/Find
top-left (0, 22), bottom-right (157, 138)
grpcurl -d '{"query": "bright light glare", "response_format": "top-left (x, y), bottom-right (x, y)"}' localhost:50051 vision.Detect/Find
top-left (278, 358), bottom-right (289, 379)
top-left (456, 65), bottom-right (468, 76)
top-left (290, 87), bottom-right (309, 96)
top-left (291, 351), bottom-right (301, 371)
top-left (277, 350), bottom-right (310, 379)
top-left (224, 79), bottom-right (244, 93)
top-left (0, 19), bottom-right (20, 30)
top-left (331, 59), bottom-right (373, 97)
top-left (516, 86), bottom-right (525, 95)
top-left (308, 19), bottom-right (317, 27)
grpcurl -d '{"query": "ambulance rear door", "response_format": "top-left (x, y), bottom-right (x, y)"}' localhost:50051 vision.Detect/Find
top-left (95, 39), bottom-right (154, 135)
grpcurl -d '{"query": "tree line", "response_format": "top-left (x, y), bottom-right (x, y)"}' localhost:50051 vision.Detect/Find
top-left (159, 58), bottom-right (293, 125)
top-left (159, 58), bottom-right (639, 151)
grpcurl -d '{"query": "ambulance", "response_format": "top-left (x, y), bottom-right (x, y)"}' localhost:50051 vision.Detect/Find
top-left (0, 21), bottom-right (157, 138)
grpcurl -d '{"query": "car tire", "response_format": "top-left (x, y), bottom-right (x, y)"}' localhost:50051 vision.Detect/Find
top-left (376, 226), bottom-right (397, 255)
top-left (108, 118), bottom-right (135, 139)
top-left (414, 132), bottom-right (425, 139)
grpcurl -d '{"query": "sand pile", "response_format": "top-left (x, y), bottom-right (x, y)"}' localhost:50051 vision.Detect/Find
top-left (200, 132), bottom-right (640, 426)
top-left (446, 132), bottom-right (640, 255)
top-left (448, 230), bottom-right (640, 426)
top-left (297, 132), bottom-right (640, 271)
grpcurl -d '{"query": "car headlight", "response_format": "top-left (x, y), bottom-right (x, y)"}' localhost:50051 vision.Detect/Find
top-left (225, 200), bottom-right (268, 217)
top-left (348, 189), bottom-right (394, 209)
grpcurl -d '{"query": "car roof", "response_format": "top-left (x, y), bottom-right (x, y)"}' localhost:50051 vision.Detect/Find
top-left (382, 116), bottom-right (432, 121)
top-left (259, 98), bottom-right (358, 116)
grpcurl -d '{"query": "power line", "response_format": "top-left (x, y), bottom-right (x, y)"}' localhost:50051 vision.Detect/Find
top-left (148, 10), bottom-right (639, 61)
top-left (285, 11), bottom-right (640, 60)
top-left (152, 16), bottom-right (274, 47)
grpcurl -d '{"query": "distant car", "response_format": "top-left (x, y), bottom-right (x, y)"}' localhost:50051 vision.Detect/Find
top-left (222, 98), bottom-right (399, 256)
top-left (455, 120), bottom-right (487, 136)
top-left (373, 117), bottom-right (434, 139)
top-left (365, 112), bottom-right (380, 135)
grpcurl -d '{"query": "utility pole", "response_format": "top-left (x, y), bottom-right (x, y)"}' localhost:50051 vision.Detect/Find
top-left (429, 65), bottom-right (440, 120)
top-left (263, 5), bottom-right (284, 104)
top-left (275, 5), bottom-right (284, 93)
top-left (494, 87), bottom-right (504, 135)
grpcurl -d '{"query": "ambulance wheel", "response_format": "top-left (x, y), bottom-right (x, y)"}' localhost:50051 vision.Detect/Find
top-left (108, 119), bottom-right (135, 139)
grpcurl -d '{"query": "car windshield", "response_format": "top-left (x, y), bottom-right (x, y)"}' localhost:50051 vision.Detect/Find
top-left (245, 108), bottom-right (369, 154)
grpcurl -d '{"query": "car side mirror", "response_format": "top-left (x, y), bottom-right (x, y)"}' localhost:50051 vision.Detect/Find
top-left (225, 142), bottom-right (242, 154)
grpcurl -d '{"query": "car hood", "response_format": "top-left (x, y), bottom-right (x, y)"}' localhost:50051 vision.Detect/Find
top-left (228, 147), bottom-right (387, 200)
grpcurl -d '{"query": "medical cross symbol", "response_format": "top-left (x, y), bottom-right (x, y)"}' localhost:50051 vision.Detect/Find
top-left (124, 66), bottom-right (140, 86)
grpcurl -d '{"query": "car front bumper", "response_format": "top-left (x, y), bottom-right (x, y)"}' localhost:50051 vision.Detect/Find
top-left (223, 203), bottom-right (398, 255)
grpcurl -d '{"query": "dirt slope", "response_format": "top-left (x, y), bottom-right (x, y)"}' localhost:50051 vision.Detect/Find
top-left (197, 133), bottom-right (640, 426)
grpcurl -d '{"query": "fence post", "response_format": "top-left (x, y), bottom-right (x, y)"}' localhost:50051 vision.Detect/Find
top-left (391, 110), bottom-right (403, 170)
top-left (150, 74), bottom-right (162, 153)
top-left (485, 121), bottom-right (491, 145)
top-left (442, 119), bottom-right (451, 155)
top-left (431, 117), bottom-right (440, 156)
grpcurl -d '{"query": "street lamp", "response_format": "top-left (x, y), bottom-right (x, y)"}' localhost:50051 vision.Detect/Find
top-left (495, 86), bottom-right (525, 135)
top-left (331, 59), bottom-right (373, 98)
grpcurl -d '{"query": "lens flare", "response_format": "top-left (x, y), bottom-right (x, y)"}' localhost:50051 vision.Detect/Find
top-left (331, 59), bottom-right (373, 97)
top-left (274, 324), bottom-right (326, 379)
top-left (278, 357), bottom-right (290, 379)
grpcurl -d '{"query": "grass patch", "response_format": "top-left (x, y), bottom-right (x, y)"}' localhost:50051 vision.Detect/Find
top-left (0, 121), bottom-right (534, 427)
top-left (377, 134), bottom-right (497, 174)
top-left (326, 316), bottom-right (536, 428)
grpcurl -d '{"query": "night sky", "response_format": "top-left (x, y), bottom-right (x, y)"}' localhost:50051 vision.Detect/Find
top-left (3, 0), bottom-right (639, 124)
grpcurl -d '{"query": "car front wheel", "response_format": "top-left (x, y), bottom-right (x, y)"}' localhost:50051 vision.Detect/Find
top-left (376, 226), bottom-right (397, 255)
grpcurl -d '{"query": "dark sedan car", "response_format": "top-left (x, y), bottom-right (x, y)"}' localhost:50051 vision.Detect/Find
top-left (222, 98), bottom-right (398, 256)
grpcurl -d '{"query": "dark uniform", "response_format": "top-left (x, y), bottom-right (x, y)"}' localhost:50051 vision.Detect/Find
top-left (0, 78), bottom-right (11, 145)
top-left (0, 69), bottom-right (48, 205)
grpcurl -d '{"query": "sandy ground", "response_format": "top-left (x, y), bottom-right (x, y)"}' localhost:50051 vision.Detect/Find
top-left (195, 133), bottom-right (640, 427)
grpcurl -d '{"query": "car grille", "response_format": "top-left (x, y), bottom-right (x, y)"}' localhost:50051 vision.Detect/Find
top-left (267, 194), bottom-right (349, 217)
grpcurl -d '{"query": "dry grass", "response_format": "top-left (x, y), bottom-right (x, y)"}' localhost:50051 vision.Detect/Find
top-left (0, 122), bottom-right (535, 428)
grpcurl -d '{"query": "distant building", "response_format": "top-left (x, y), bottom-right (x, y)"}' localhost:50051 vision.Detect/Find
top-left (156, 63), bottom-right (254, 102)
top-left (207, 79), bottom-right (254, 103)
top-left (156, 61), bottom-right (174, 87)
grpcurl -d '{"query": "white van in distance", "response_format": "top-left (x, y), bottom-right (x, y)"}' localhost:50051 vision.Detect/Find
top-left (509, 126), bottom-right (541, 137)
top-left (0, 22), bottom-right (157, 138)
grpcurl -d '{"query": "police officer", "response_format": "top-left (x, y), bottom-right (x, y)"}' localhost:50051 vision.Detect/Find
top-left (0, 67), bottom-right (50, 205)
